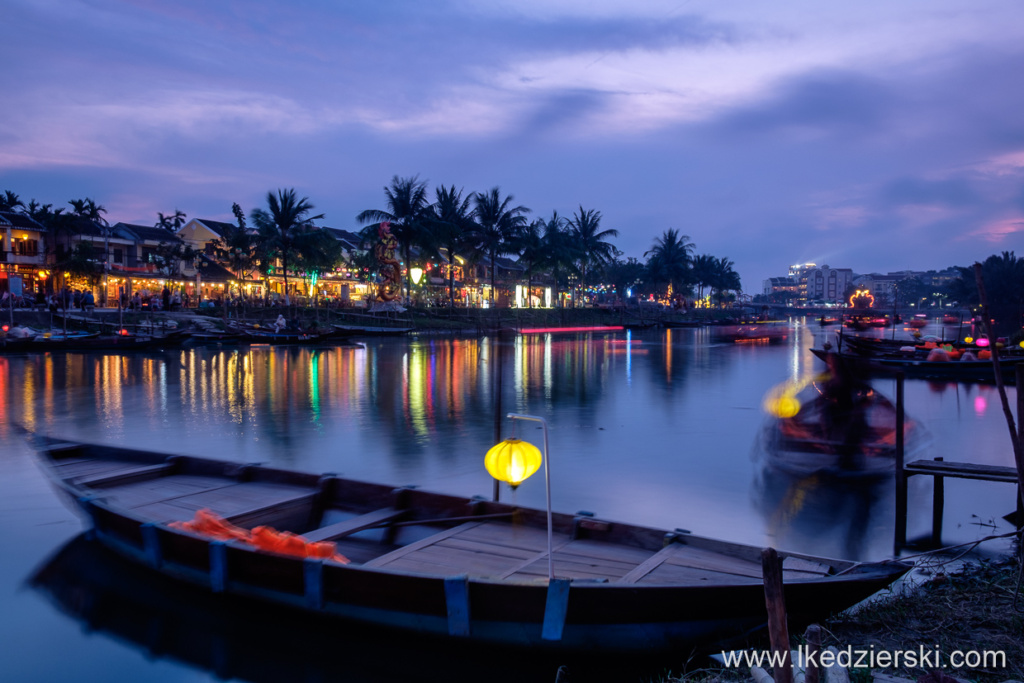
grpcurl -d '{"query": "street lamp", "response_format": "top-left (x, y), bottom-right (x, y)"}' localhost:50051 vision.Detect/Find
top-left (485, 413), bottom-right (554, 580)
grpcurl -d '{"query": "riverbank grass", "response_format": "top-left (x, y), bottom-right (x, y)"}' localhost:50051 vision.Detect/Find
top-left (664, 556), bottom-right (1022, 683)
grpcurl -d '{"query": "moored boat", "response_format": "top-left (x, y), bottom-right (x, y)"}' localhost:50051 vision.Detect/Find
top-left (810, 347), bottom-right (1024, 384)
top-left (757, 378), bottom-right (926, 480)
top-left (32, 437), bottom-right (909, 653)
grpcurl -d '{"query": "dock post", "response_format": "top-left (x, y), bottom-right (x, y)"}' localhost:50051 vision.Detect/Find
top-left (894, 373), bottom-right (907, 552)
top-left (1017, 365), bottom-right (1024, 529)
top-left (931, 457), bottom-right (944, 547)
top-left (761, 547), bottom-right (793, 683)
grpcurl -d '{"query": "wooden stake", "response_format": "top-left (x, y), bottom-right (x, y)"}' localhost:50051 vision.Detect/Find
top-left (804, 624), bottom-right (822, 683)
top-left (762, 547), bottom-right (793, 683)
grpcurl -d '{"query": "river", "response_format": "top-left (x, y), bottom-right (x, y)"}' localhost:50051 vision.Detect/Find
top-left (0, 320), bottom-right (1017, 682)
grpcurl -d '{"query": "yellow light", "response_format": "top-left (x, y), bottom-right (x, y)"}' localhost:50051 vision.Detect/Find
top-left (410, 267), bottom-right (424, 285)
top-left (769, 394), bottom-right (801, 418)
top-left (965, 336), bottom-right (973, 344)
top-left (485, 438), bottom-right (542, 488)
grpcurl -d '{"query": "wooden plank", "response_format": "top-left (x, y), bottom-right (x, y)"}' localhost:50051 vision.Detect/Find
top-left (905, 459), bottom-right (1017, 483)
top-left (782, 556), bottom-right (832, 576)
top-left (386, 544), bottom-right (526, 576)
top-left (437, 537), bottom-right (543, 561)
top-left (663, 544), bottom-right (764, 579)
top-left (636, 562), bottom-right (760, 586)
top-left (618, 544), bottom-right (685, 584)
top-left (457, 522), bottom-right (553, 551)
top-left (73, 463), bottom-right (175, 489)
top-left (362, 522), bottom-right (483, 568)
top-left (58, 459), bottom-right (152, 480)
top-left (303, 508), bottom-right (406, 543)
top-left (494, 536), bottom-right (577, 579)
top-left (556, 538), bottom-right (652, 565)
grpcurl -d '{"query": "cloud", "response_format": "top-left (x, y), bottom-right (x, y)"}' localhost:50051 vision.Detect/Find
top-left (878, 177), bottom-right (980, 209)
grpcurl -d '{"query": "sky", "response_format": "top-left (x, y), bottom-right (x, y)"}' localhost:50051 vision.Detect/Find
top-left (2, 0), bottom-right (1024, 291)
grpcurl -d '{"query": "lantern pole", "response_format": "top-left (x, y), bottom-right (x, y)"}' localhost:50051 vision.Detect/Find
top-left (505, 413), bottom-right (553, 581)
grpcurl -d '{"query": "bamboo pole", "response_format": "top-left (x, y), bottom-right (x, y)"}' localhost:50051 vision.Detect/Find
top-left (972, 263), bottom-right (1024, 511)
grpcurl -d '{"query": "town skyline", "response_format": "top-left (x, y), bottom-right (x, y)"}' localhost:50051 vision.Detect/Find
top-left (2, 1), bottom-right (1023, 290)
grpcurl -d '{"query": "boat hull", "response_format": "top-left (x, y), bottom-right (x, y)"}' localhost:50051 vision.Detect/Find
top-left (35, 439), bottom-right (909, 653)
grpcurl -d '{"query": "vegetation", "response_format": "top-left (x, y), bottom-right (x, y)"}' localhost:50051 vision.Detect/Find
top-left (250, 189), bottom-right (325, 305)
top-left (658, 558), bottom-right (1023, 683)
top-left (2, 178), bottom-right (766, 308)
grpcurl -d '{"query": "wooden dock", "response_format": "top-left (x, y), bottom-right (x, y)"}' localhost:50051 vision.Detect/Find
top-left (892, 373), bottom-right (1023, 551)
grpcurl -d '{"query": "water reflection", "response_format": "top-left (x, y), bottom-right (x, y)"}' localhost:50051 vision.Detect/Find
top-left (752, 465), bottom-right (893, 560)
top-left (0, 324), bottom-right (1016, 562)
top-left (31, 535), bottom-right (667, 683)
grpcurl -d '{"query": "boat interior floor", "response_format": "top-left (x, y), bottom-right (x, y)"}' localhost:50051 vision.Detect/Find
top-left (61, 455), bottom-right (837, 586)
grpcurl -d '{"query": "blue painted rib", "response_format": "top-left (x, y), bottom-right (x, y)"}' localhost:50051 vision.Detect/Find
top-left (304, 559), bottom-right (324, 609)
top-left (444, 576), bottom-right (471, 637)
top-left (542, 578), bottom-right (571, 641)
top-left (140, 523), bottom-right (162, 567)
top-left (210, 542), bottom-right (228, 593)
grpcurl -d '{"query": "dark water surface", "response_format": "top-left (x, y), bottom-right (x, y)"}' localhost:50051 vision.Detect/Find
top-left (0, 321), bottom-right (1018, 682)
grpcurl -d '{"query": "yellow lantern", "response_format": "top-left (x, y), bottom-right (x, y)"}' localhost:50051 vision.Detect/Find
top-left (485, 438), bottom-right (542, 488)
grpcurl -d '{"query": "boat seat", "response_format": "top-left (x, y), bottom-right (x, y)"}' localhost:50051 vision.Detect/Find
top-left (303, 508), bottom-right (408, 542)
top-left (72, 462), bottom-right (176, 489)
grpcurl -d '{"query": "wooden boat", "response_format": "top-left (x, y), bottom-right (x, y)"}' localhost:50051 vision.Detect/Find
top-left (242, 328), bottom-right (357, 345)
top-left (758, 385), bottom-right (925, 480)
top-left (712, 323), bottom-right (788, 344)
top-left (811, 347), bottom-right (1024, 384)
top-left (187, 330), bottom-right (246, 345)
top-left (661, 320), bottom-right (703, 329)
top-left (32, 437), bottom-right (910, 653)
top-left (1, 329), bottom-right (100, 351)
top-left (333, 323), bottom-right (414, 337)
top-left (2, 330), bottom-right (189, 352)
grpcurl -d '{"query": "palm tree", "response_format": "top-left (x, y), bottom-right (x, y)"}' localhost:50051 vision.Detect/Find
top-left (293, 228), bottom-right (344, 312)
top-left (689, 253), bottom-right (716, 304)
top-left (644, 229), bottom-right (694, 298)
top-left (469, 187), bottom-right (530, 306)
top-left (568, 206), bottom-right (618, 306)
top-left (427, 185), bottom-right (474, 308)
top-left (514, 218), bottom-right (547, 308)
top-left (0, 190), bottom-right (25, 212)
top-left (156, 209), bottom-right (188, 232)
top-left (709, 256), bottom-right (742, 305)
top-left (539, 211), bottom-right (577, 308)
top-left (250, 189), bottom-right (324, 305)
top-left (217, 203), bottom-right (259, 284)
top-left (357, 175), bottom-right (432, 301)
top-left (68, 198), bottom-right (108, 225)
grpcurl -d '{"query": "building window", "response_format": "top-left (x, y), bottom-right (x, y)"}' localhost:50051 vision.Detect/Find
top-left (113, 248), bottom-right (123, 264)
top-left (14, 238), bottom-right (39, 256)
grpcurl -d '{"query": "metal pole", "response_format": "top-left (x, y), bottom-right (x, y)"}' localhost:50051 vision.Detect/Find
top-left (506, 412), bottom-right (553, 581)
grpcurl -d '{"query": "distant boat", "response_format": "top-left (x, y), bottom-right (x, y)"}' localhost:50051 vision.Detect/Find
top-left (332, 324), bottom-right (414, 337)
top-left (712, 323), bottom-right (788, 344)
top-left (811, 347), bottom-right (1024, 384)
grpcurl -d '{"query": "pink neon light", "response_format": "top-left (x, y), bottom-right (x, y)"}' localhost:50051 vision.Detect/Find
top-left (519, 326), bottom-right (625, 334)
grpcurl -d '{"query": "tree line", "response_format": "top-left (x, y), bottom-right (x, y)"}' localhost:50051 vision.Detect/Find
top-left (2, 180), bottom-right (743, 307)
